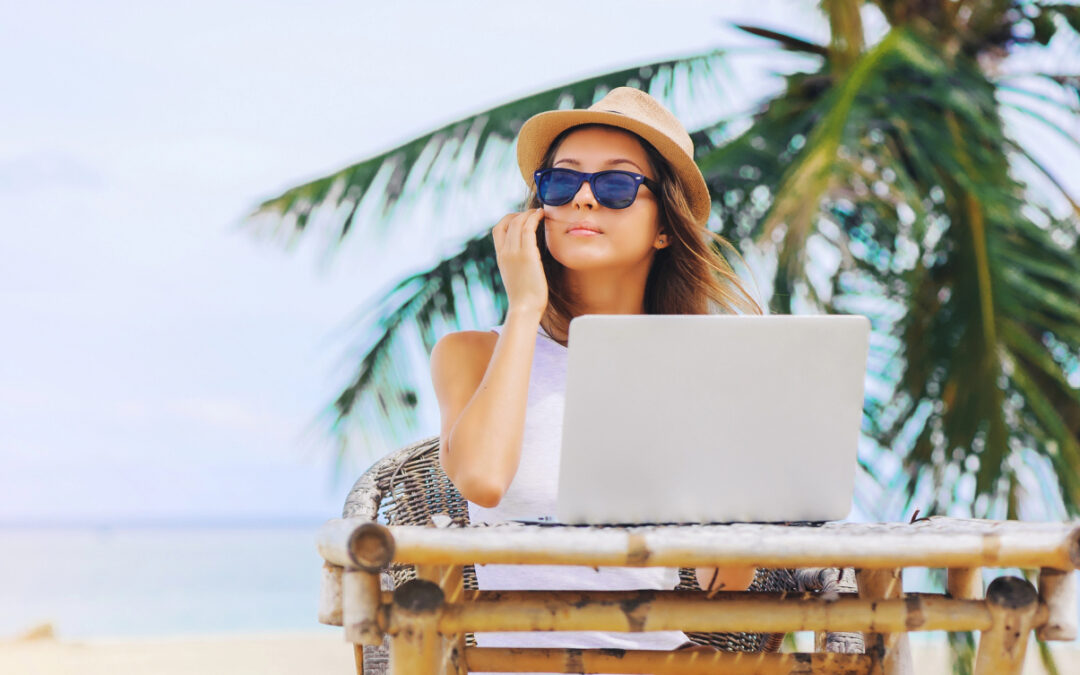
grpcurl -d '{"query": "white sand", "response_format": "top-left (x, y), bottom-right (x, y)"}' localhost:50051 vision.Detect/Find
top-left (0, 632), bottom-right (356, 675)
top-left (1, 633), bottom-right (1077, 674)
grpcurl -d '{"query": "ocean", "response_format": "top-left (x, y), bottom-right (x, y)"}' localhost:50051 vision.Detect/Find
top-left (0, 525), bottom-right (336, 639)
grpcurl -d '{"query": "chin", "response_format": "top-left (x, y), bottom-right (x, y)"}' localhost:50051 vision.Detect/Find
top-left (547, 245), bottom-right (614, 270)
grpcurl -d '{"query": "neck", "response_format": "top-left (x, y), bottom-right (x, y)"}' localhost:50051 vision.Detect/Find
top-left (566, 267), bottom-right (649, 315)
top-left (543, 264), bottom-right (652, 343)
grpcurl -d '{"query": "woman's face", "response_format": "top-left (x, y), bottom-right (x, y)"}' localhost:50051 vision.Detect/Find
top-left (542, 126), bottom-right (664, 272)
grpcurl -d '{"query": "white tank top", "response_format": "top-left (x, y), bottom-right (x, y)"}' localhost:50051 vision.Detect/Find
top-left (467, 323), bottom-right (688, 659)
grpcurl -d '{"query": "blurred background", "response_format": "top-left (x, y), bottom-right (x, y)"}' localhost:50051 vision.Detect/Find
top-left (2, 1), bottom-right (1079, 672)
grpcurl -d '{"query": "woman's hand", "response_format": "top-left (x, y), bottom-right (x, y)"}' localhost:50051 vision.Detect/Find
top-left (492, 208), bottom-right (548, 318)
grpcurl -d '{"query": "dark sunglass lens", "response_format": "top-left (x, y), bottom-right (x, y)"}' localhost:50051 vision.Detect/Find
top-left (539, 169), bottom-right (581, 205)
top-left (593, 172), bottom-right (639, 208)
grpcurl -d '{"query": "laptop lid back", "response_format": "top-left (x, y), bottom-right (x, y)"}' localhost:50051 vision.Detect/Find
top-left (556, 315), bottom-right (869, 524)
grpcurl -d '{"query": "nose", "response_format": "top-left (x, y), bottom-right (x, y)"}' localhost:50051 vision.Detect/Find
top-left (571, 177), bottom-right (597, 209)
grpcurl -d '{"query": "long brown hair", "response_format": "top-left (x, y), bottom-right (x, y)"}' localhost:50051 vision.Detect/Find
top-left (524, 124), bottom-right (762, 342)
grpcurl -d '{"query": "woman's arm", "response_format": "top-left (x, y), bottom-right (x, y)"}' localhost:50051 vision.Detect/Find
top-left (430, 208), bottom-right (549, 508)
top-left (431, 309), bottom-right (542, 507)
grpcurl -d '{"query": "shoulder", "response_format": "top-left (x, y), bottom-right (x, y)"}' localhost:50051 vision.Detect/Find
top-left (430, 330), bottom-right (499, 387)
top-left (431, 329), bottom-right (499, 363)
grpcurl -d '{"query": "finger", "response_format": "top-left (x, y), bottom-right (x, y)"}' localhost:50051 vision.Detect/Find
top-left (492, 213), bottom-right (513, 251)
top-left (520, 208), bottom-right (544, 250)
top-left (505, 211), bottom-right (529, 254)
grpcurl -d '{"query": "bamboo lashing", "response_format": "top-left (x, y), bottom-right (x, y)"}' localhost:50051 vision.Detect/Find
top-left (465, 648), bottom-right (874, 674)
top-left (317, 518), bottom-right (1080, 571)
top-left (974, 576), bottom-right (1040, 675)
top-left (1036, 566), bottom-right (1078, 641)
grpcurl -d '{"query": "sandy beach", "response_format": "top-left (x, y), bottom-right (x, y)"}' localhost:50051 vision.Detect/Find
top-left (1, 632), bottom-right (1077, 674)
top-left (0, 632), bottom-right (355, 675)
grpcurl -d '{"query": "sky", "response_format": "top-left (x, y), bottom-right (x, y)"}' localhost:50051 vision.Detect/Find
top-left (1, 1), bottom-right (1076, 526)
top-left (0, 1), bottom-right (834, 524)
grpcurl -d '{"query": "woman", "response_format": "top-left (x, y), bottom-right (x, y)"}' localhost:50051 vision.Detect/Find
top-left (429, 87), bottom-right (763, 656)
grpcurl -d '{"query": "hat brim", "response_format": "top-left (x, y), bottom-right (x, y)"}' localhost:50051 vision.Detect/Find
top-left (516, 109), bottom-right (712, 226)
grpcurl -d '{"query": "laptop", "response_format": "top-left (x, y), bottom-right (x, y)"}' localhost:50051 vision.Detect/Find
top-left (553, 314), bottom-right (869, 525)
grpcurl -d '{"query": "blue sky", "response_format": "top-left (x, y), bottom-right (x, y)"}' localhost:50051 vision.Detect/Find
top-left (2, 1), bottom-right (1076, 525)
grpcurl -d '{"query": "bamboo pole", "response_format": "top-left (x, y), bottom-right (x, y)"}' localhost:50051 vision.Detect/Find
top-left (974, 576), bottom-right (1039, 675)
top-left (318, 520), bottom-right (395, 571)
top-left (318, 562), bottom-right (344, 626)
top-left (433, 592), bottom-right (1009, 634)
top-left (1036, 567), bottom-right (1077, 641)
top-left (418, 564), bottom-right (467, 675)
top-left (465, 647), bottom-right (874, 674)
top-left (317, 518), bottom-right (1080, 571)
top-left (388, 579), bottom-right (445, 675)
top-left (379, 588), bottom-right (986, 605)
top-left (343, 569), bottom-right (384, 646)
top-left (947, 567), bottom-right (983, 600)
top-left (856, 568), bottom-right (912, 675)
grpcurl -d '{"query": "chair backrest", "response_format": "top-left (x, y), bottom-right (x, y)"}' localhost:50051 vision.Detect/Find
top-left (343, 436), bottom-right (478, 590)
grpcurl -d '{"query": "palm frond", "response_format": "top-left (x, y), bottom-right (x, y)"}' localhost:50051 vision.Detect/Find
top-left (698, 21), bottom-right (1080, 521)
top-left (1006, 140), bottom-right (1080, 217)
top-left (247, 51), bottom-right (733, 255)
top-left (760, 29), bottom-right (912, 285)
top-left (322, 231), bottom-right (505, 464)
top-left (732, 24), bottom-right (829, 56)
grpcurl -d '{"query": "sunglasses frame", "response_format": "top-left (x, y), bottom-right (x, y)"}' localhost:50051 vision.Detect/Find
top-left (533, 168), bottom-right (659, 209)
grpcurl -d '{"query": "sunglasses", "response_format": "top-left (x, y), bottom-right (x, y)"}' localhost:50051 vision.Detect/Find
top-left (534, 168), bottom-right (659, 209)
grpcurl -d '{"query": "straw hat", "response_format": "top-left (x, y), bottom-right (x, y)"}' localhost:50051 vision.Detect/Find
top-left (515, 87), bottom-right (711, 225)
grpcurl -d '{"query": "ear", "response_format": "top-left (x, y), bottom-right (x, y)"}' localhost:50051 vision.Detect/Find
top-left (654, 232), bottom-right (670, 249)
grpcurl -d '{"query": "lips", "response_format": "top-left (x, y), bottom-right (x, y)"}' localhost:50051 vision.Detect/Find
top-left (566, 222), bottom-right (602, 235)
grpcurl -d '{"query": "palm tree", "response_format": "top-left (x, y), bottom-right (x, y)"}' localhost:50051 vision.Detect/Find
top-left (250, 2), bottom-right (1080, 668)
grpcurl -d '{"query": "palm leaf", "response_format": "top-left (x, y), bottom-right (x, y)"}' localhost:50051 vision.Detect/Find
top-left (322, 231), bottom-right (504, 463)
top-left (247, 51), bottom-right (733, 255)
top-left (732, 24), bottom-right (829, 56)
top-left (706, 22), bottom-right (1080, 523)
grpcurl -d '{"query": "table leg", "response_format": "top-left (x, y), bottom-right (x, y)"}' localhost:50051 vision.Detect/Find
top-left (974, 576), bottom-right (1039, 675)
top-left (947, 567), bottom-right (984, 600)
top-left (418, 564), bottom-right (467, 675)
top-left (353, 643), bottom-right (364, 675)
top-left (389, 578), bottom-right (446, 675)
top-left (1036, 566), bottom-right (1077, 641)
top-left (856, 568), bottom-right (913, 675)
top-left (344, 569), bottom-right (384, 645)
top-left (319, 562), bottom-right (344, 626)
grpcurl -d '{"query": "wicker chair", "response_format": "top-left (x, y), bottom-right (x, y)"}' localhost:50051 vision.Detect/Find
top-left (343, 436), bottom-right (864, 674)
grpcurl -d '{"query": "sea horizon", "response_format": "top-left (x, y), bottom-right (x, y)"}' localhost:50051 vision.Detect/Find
top-left (0, 516), bottom-right (333, 531)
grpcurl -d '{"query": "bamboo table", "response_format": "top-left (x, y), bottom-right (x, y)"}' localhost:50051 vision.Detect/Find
top-left (316, 517), bottom-right (1080, 675)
